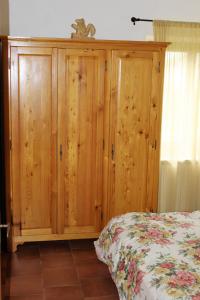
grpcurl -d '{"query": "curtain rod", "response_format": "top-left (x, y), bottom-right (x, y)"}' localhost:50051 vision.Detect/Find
top-left (131, 17), bottom-right (153, 25)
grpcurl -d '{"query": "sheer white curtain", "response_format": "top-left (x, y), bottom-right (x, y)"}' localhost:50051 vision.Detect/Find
top-left (153, 20), bottom-right (200, 212)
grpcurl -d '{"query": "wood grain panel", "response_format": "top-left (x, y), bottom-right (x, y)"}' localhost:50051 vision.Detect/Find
top-left (146, 51), bottom-right (166, 212)
top-left (58, 49), bottom-right (105, 234)
top-left (6, 38), bottom-right (167, 249)
top-left (10, 47), bottom-right (57, 234)
top-left (10, 47), bottom-right (21, 236)
top-left (109, 51), bottom-right (154, 216)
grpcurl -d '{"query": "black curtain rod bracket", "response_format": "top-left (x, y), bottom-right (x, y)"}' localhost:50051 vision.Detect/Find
top-left (131, 17), bottom-right (153, 25)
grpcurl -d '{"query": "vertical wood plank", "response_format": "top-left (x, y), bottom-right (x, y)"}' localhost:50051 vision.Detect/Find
top-left (51, 48), bottom-right (58, 233)
top-left (57, 49), bottom-right (66, 234)
top-left (109, 50), bottom-right (156, 217)
top-left (10, 46), bottom-right (21, 236)
top-left (10, 47), bottom-right (57, 234)
top-left (58, 49), bottom-right (106, 234)
top-left (146, 51), bottom-right (166, 212)
top-left (102, 51), bottom-right (111, 226)
top-left (3, 39), bottom-right (12, 248)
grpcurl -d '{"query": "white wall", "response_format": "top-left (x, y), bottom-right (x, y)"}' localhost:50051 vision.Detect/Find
top-left (0, 0), bottom-right (9, 35)
top-left (9, 0), bottom-right (200, 40)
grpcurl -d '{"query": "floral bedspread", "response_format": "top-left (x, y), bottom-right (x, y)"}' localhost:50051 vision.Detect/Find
top-left (94, 211), bottom-right (200, 300)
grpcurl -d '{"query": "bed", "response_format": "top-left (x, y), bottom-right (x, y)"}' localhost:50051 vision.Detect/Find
top-left (94, 211), bottom-right (200, 300)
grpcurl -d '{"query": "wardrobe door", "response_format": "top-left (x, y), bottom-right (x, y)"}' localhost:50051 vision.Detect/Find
top-left (109, 50), bottom-right (162, 217)
top-left (58, 49), bottom-right (106, 236)
top-left (10, 47), bottom-right (57, 238)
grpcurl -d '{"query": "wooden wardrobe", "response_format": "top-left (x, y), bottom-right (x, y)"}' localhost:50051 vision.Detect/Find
top-left (1, 37), bottom-right (167, 251)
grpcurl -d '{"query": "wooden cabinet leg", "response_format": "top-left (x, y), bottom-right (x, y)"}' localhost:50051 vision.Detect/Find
top-left (10, 240), bottom-right (24, 253)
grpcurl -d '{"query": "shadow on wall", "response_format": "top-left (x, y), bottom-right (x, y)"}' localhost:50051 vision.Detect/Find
top-left (0, 0), bottom-right (9, 35)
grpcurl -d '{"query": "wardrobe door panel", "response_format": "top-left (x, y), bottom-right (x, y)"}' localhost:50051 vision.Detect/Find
top-left (58, 49), bottom-right (105, 235)
top-left (10, 47), bottom-right (57, 236)
top-left (109, 50), bottom-right (160, 216)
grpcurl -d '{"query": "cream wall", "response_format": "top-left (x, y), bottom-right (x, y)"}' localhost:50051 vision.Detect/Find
top-left (8, 0), bottom-right (200, 40)
top-left (0, 0), bottom-right (9, 34)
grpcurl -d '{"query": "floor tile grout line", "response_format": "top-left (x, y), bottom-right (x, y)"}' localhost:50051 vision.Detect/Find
top-left (6, 240), bottom-right (119, 299)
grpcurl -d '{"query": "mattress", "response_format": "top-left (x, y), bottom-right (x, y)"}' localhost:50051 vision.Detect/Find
top-left (94, 211), bottom-right (200, 300)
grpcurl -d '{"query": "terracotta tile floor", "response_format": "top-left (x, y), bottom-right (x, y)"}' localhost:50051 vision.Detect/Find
top-left (5, 239), bottom-right (119, 300)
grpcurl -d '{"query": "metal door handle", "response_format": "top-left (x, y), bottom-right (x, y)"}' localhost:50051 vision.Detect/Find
top-left (60, 144), bottom-right (63, 161)
top-left (111, 144), bottom-right (115, 160)
top-left (0, 223), bottom-right (10, 238)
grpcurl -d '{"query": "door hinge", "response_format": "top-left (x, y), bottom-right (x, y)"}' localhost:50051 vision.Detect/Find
top-left (101, 211), bottom-right (103, 221)
top-left (102, 139), bottom-right (105, 150)
top-left (0, 223), bottom-right (10, 238)
top-left (0, 224), bottom-right (9, 228)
